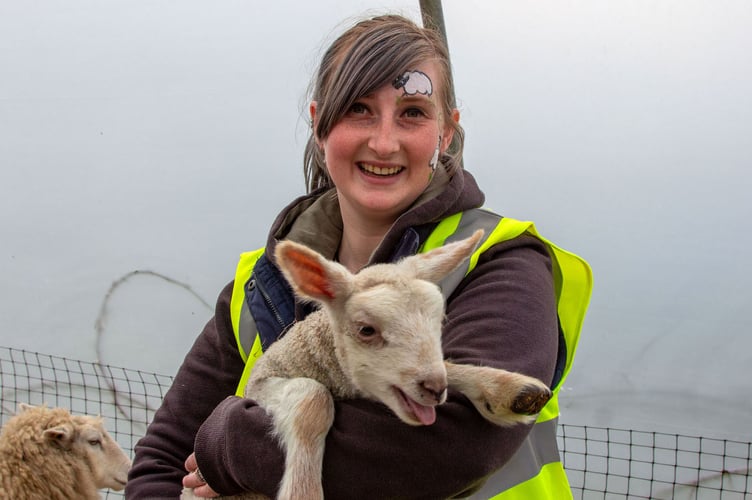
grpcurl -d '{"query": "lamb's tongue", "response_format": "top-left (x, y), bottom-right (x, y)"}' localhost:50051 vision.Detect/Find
top-left (407, 398), bottom-right (437, 425)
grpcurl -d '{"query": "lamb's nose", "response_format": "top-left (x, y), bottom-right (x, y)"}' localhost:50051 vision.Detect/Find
top-left (420, 377), bottom-right (448, 404)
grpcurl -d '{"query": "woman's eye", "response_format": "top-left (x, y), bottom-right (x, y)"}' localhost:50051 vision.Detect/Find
top-left (349, 102), bottom-right (368, 114)
top-left (404, 107), bottom-right (426, 118)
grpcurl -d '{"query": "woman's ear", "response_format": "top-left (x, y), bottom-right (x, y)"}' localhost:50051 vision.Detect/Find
top-left (441, 108), bottom-right (460, 151)
top-left (309, 101), bottom-right (317, 122)
top-left (310, 101), bottom-right (321, 145)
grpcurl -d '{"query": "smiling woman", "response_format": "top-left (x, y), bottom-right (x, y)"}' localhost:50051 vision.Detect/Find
top-left (125, 12), bottom-right (591, 500)
top-left (311, 60), bottom-right (454, 265)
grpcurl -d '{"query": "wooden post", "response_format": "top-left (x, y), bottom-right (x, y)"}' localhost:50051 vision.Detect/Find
top-left (419, 0), bottom-right (449, 47)
top-left (419, 0), bottom-right (460, 160)
top-left (418, 0), bottom-right (455, 108)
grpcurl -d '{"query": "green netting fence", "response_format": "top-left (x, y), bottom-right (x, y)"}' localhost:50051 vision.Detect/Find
top-left (1, 346), bottom-right (750, 499)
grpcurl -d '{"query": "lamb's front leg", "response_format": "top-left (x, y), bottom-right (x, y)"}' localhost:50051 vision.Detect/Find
top-left (445, 362), bottom-right (552, 426)
top-left (248, 376), bottom-right (335, 500)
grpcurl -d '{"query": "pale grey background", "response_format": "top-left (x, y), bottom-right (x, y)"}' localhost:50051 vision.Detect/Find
top-left (1, 1), bottom-right (750, 441)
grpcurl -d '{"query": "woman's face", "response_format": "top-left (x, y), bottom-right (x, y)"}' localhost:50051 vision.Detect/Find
top-left (312, 61), bottom-right (456, 226)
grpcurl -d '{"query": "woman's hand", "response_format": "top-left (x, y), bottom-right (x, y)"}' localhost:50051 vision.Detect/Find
top-left (183, 453), bottom-right (220, 498)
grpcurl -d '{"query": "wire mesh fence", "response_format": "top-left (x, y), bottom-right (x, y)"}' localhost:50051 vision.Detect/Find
top-left (1, 345), bottom-right (750, 499)
top-left (0, 346), bottom-right (171, 498)
top-left (561, 424), bottom-right (751, 499)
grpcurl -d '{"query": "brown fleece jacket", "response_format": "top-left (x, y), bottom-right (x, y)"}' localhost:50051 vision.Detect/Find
top-left (125, 168), bottom-right (558, 499)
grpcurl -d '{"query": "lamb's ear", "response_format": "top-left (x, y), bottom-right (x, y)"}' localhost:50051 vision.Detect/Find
top-left (275, 240), bottom-right (352, 303)
top-left (17, 403), bottom-right (35, 413)
top-left (43, 423), bottom-right (76, 450)
top-left (401, 230), bottom-right (484, 284)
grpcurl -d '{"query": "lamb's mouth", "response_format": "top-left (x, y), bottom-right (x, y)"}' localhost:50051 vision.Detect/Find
top-left (393, 386), bottom-right (437, 426)
top-left (359, 163), bottom-right (404, 176)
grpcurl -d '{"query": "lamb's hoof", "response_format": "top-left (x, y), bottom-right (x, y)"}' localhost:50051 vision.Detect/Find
top-left (511, 386), bottom-right (552, 415)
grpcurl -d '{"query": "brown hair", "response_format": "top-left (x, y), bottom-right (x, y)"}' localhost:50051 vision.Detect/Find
top-left (303, 14), bottom-right (464, 193)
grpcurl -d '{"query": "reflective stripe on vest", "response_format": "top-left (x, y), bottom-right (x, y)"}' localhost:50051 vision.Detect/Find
top-left (466, 417), bottom-right (572, 500)
top-left (229, 208), bottom-right (592, 499)
top-left (229, 247), bottom-right (265, 394)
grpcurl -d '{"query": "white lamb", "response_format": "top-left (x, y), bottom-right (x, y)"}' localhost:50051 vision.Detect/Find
top-left (0, 403), bottom-right (131, 499)
top-left (183, 231), bottom-right (551, 500)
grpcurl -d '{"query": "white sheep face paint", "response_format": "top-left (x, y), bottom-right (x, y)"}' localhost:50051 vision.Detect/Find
top-left (429, 135), bottom-right (441, 174)
top-left (393, 70), bottom-right (433, 97)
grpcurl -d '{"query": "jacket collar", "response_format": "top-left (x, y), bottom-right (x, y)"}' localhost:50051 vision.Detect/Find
top-left (265, 166), bottom-right (485, 267)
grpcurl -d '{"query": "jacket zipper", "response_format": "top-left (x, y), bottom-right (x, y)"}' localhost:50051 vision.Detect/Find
top-left (249, 274), bottom-right (287, 332)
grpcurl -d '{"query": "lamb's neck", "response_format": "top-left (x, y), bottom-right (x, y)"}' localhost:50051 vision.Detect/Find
top-left (268, 310), bottom-right (358, 398)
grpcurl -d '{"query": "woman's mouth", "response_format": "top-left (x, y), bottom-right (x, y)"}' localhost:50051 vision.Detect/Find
top-left (359, 162), bottom-right (404, 176)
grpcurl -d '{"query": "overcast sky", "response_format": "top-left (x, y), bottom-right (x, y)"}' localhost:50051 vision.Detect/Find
top-left (1, 1), bottom-right (750, 440)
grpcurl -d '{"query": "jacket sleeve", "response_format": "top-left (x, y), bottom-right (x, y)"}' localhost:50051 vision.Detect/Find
top-left (125, 281), bottom-right (251, 499)
top-left (188, 234), bottom-right (559, 499)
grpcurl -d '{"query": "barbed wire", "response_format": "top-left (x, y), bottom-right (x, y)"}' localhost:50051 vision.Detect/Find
top-left (91, 269), bottom-right (212, 422)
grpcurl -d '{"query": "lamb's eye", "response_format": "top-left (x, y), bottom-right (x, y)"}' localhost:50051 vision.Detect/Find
top-left (358, 326), bottom-right (376, 337)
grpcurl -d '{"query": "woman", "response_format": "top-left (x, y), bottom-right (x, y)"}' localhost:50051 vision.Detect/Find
top-left (126, 13), bottom-right (591, 499)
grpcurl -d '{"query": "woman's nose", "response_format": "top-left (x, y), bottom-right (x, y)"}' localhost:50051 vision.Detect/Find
top-left (368, 118), bottom-right (400, 157)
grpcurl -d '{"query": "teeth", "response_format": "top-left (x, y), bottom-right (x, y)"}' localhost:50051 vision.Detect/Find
top-left (361, 163), bottom-right (402, 176)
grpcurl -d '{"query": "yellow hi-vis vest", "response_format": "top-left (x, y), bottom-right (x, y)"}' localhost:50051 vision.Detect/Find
top-left (229, 208), bottom-right (593, 500)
